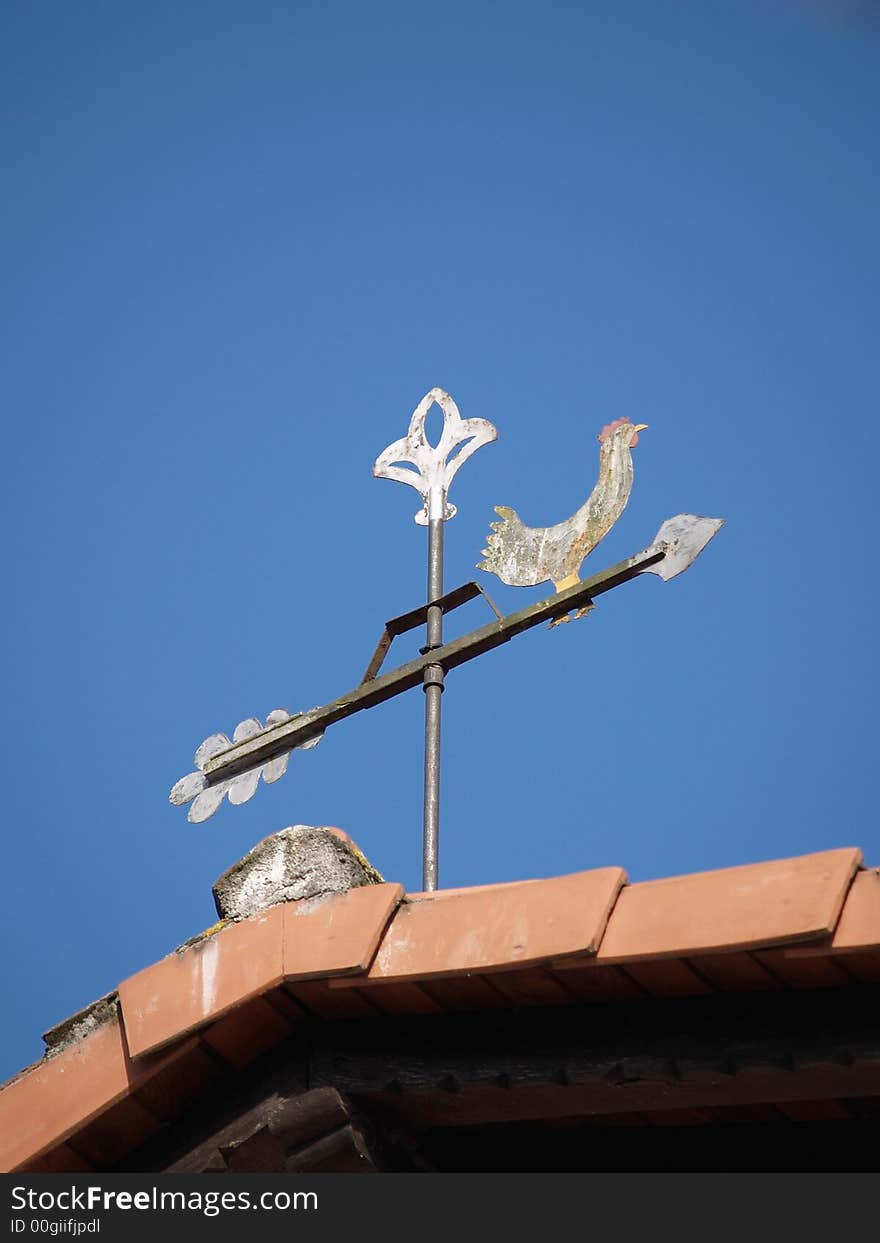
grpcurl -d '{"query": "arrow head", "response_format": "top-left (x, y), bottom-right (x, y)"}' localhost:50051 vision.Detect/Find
top-left (641, 514), bottom-right (725, 581)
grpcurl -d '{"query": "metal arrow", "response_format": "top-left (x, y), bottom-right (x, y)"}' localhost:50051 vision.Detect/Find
top-left (170, 513), bottom-right (723, 830)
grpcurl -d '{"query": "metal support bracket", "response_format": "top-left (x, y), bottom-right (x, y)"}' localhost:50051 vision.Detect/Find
top-left (361, 582), bottom-right (503, 685)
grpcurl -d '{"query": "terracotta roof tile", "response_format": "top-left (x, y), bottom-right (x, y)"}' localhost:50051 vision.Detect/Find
top-left (784, 869), bottom-right (880, 958)
top-left (830, 869), bottom-right (880, 950)
top-left (617, 958), bottom-right (714, 999)
top-left (0, 1016), bottom-right (200, 1172)
top-left (547, 962), bottom-right (647, 1003)
top-left (829, 951), bottom-right (880, 984)
top-left (676, 951), bottom-right (779, 992)
top-left (120, 883), bottom-right (404, 1058)
top-left (357, 982), bottom-right (445, 1017)
top-left (201, 996), bottom-right (297, 1069)
top-left (483, 967), bottom-right (576, 1008)
top-left (130, 1040), bottom-right (225, 1123)
top-left (3, 843), bottom-right (878, 1173)
top-left (283, 883), bottom-right (403, 980)
top-left (119, 904), bottom-right (286, 1058)
top-left (417, 975), bottom-right (513, 1011)
top-left (334, 867), bottom-right (626, 985)
top-left (752, 949), bottom-right (856, 990)
top-left (594, 848), bottom-right (861, 963)
top-left (65, 1095), bottom-right (161, 1169)
top-left (285, 980), bottom-right (381, 1020)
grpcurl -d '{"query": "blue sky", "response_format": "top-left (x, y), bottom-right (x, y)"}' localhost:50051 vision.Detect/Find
top-left (2, 1), bottom-right (878, 1083)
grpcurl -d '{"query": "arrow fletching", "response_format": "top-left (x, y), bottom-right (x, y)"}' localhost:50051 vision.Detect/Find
top-left (169, 707), bottom-right (324, 824)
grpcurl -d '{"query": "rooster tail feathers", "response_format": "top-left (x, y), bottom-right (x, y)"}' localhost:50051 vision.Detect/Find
top-left (476, 505), bottom-right (531, 581)
top-left (488, 504), bottom-right (516, 534)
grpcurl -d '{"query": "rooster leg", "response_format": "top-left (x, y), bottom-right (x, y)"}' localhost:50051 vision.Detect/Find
top-left (548, 574), bottom-right (595, 628)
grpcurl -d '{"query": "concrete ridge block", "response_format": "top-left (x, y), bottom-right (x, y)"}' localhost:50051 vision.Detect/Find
top-left (213, 825), bottom-right (383, 921)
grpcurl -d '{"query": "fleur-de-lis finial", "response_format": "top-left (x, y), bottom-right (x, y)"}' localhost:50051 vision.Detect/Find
top-left (373, 388), bottom-right (498, 524)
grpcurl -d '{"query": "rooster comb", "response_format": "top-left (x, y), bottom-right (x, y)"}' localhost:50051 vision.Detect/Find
top-left (597, 417), bottom-right (635, 443)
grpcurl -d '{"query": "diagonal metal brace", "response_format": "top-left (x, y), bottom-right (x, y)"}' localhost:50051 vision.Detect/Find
top-left (200, 543), bottom-right (672, 786)
top-left (361, 582), bottom-right (503, 684)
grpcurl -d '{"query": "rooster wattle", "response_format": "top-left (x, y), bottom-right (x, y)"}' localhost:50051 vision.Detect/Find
top-left (477, 418), bottom-right (648, 616)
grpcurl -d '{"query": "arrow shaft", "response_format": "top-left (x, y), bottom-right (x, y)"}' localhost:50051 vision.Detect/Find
top-left (201, 542), bottom-right (667, 785)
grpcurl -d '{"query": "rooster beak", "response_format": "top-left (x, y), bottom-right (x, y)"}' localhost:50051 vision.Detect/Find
top-left (629, 422), bottom-right (648, 447)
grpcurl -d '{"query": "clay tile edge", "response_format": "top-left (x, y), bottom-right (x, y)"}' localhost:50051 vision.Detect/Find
top-left (0, 1013), bottom-right (198, 1173)
top-left (784, 866), bottom-right (880, 958)
top-left (595, 847), bottom-right (862, 964)
top-left (330, 866), bottom-right (627, 986)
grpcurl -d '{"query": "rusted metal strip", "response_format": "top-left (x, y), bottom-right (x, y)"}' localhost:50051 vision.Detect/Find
top-left (201, 542), bottom-right (667, 785)
top-left (361, 582), bottom-right (485, 685)
top-left (361, 582), bottom-right (502, 684)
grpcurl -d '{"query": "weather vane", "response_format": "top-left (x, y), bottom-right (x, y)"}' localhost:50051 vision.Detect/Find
top-left (171, 388), bottom-right (723, 890)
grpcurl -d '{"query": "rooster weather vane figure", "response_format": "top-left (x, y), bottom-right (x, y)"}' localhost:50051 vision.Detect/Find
top-left (479, 417), bottom-right (647, 621)
top-left (171, 388), bottom-right (723, 890)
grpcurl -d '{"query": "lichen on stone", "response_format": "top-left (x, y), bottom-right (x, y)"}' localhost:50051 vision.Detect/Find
top-left (42, 992), bottom-right (120, 1058)
top-left (212, 824), bottom-right (384, 921)
top-left (175, 918), bottom-right (230, 953)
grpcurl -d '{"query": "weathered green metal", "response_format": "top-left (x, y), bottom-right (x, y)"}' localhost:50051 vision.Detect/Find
top-left (198, 542), bottom-right (666, 785)
top-left (171, 512), bottom-right (723, 822)
top-left (360, 581), bottom-right (502, 686)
